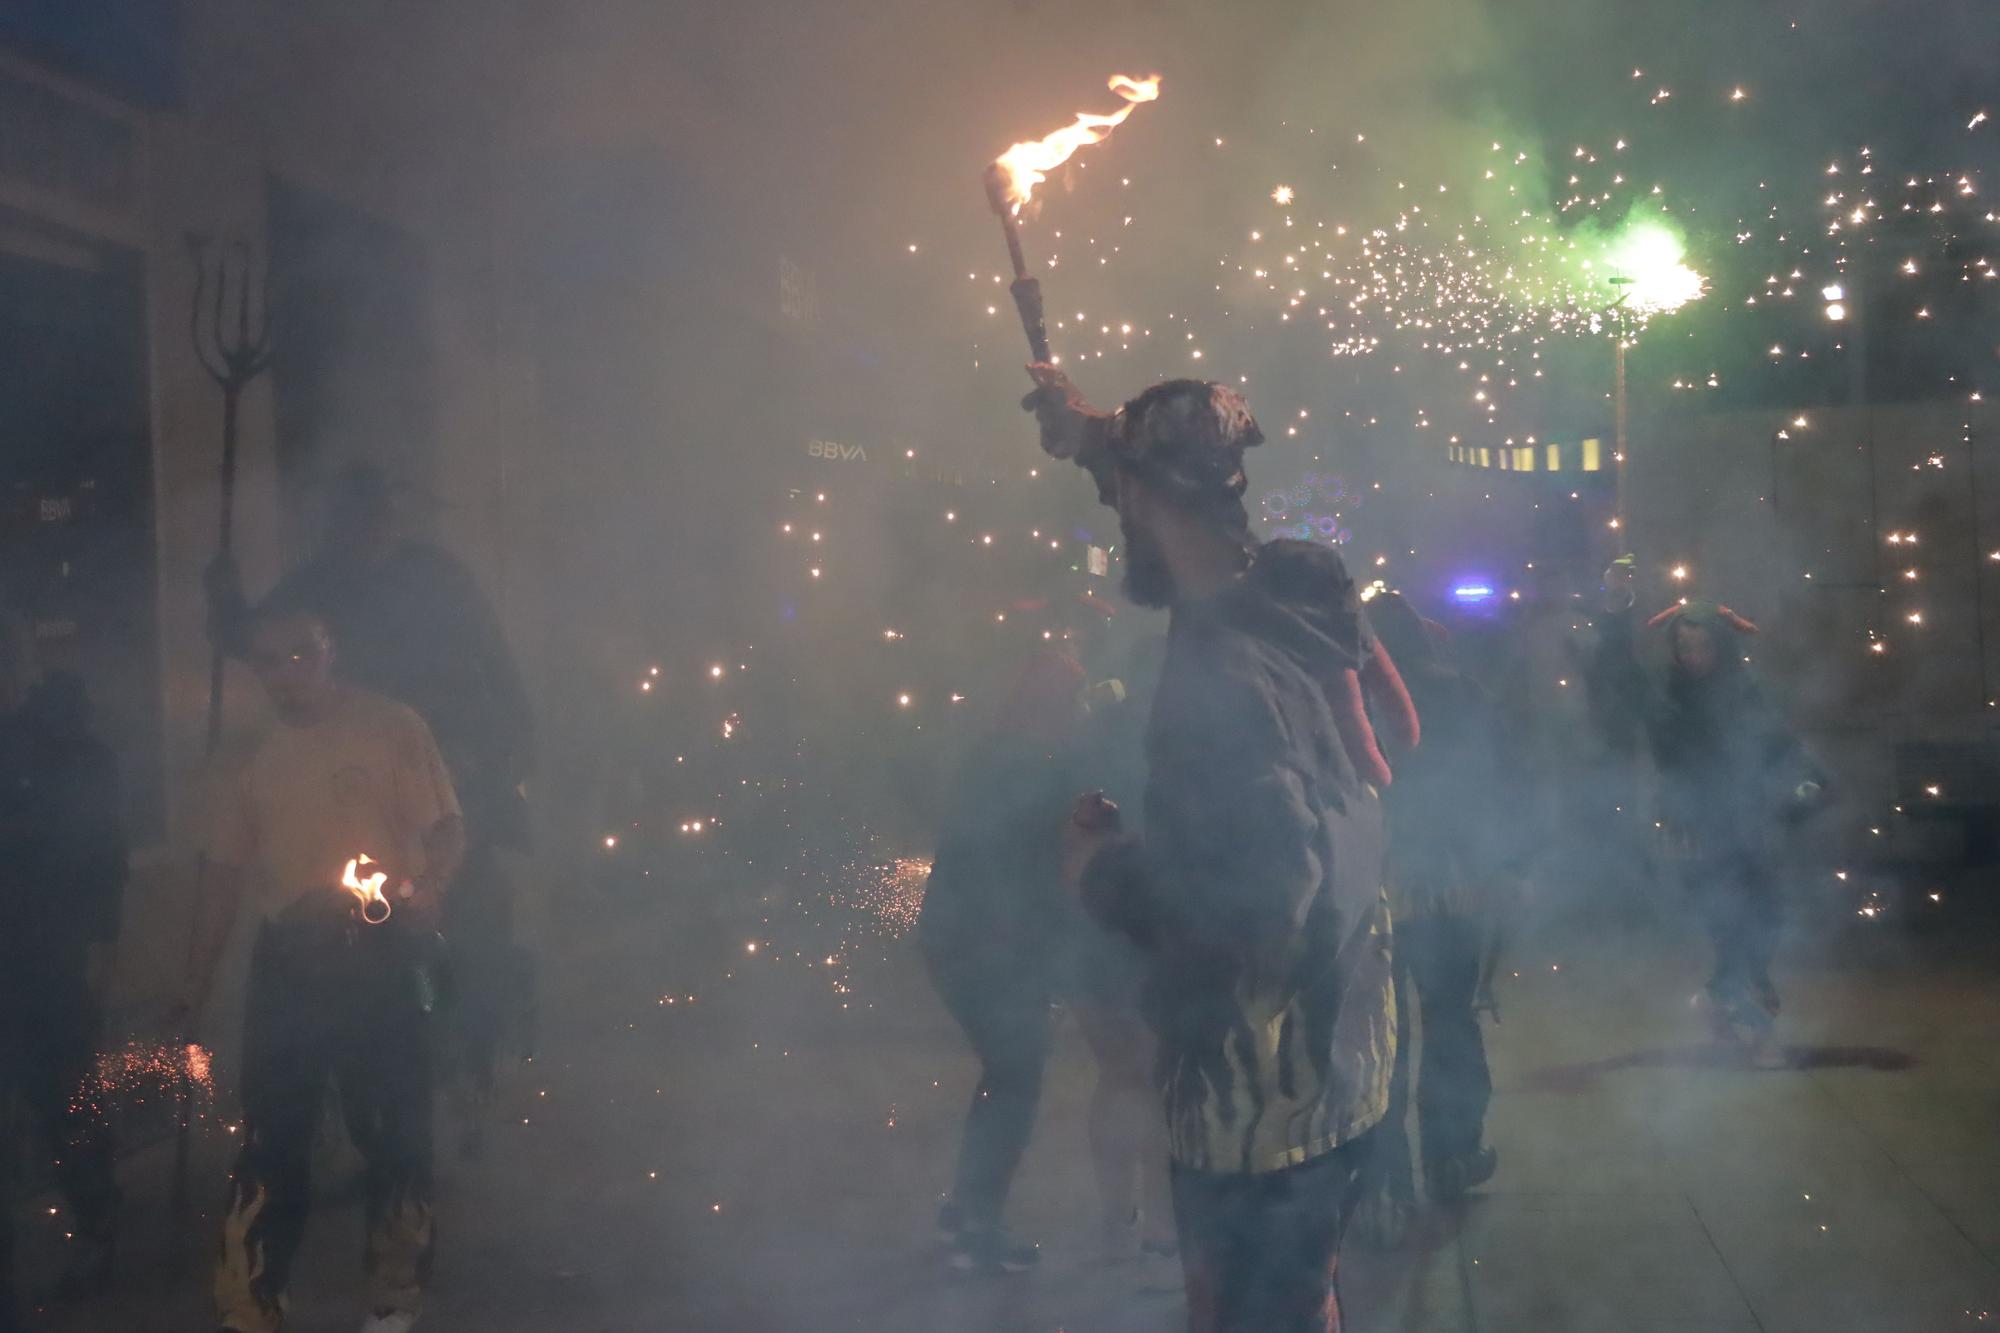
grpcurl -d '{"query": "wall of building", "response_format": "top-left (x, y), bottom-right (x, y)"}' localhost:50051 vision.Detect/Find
top-left (0, 4), bottom-right (552, 1010)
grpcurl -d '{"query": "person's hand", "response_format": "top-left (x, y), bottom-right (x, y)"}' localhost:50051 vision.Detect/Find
top-left (393, 875), bottom-right (447, 931)
top-left (1022, 363), bottom-right (1105, 461)
top-left (1062, 791), bottom-right (1122, 891)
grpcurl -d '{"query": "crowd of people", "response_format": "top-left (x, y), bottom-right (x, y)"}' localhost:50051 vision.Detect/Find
top-left (0, 377), bottom-right (1826, 1333)
top-left (909, 364), bottom-right (1825, 1332)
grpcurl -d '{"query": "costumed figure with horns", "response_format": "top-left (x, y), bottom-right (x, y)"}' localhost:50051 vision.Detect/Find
top-left (1026, 363), bottom-right (1416, 1333)
top-left (1591, 564), bottom-right (1826, 1065)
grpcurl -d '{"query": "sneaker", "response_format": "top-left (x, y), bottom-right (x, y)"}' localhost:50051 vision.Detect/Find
top-left (358, 1310), bottom-right (419, 1333)
top-left (949, 1226), bottom-right (1041, 1274)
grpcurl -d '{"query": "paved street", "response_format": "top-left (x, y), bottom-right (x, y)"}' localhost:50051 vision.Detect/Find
top-left (19, 874), bottom-right (2000, 1333)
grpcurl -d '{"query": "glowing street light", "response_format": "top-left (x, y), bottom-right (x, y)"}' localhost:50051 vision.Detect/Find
top-left (1604, 221), bottom-right (1705, 316)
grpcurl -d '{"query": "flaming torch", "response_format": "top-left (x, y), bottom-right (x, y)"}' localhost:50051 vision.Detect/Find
top-left (983, 73), bottom-right (1161, 361)
top-left (342, 854), bottom-right (394, 925)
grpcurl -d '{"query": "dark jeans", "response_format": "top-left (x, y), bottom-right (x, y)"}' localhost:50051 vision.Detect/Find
top-left (1375, 914), bottom-right (1491, 1201)
top-left (1694, 849), bottom-right (1781, 1023)
top-left (1171, 1132), bottom-right (1374, 1333)
top-left (1, 958), bottom-right (117, 1311)
top-left (215, 915), bottom-right (436, 1333)
top-left (922, 942), bottom-right (1053, 1230)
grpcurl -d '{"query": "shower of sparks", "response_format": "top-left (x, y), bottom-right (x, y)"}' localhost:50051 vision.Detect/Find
top-left (836, 855), bottom-right (931, 940)
top-left (70, 1042), bottom-right (216, 1120)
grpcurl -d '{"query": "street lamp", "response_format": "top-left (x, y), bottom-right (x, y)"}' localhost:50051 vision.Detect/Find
top-left (1605, 279), bottom-right (1634, 542)
top-left (1598, 220), bottom-right (1705, 555)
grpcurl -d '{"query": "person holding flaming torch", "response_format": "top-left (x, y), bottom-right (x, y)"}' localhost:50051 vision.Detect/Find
top-left (178, 606), bottom-right (464, 1333)
top-left (988, 73), bottom-right (1414, 1332)
top-left (1028, 370), bottom-right (1417, 1333)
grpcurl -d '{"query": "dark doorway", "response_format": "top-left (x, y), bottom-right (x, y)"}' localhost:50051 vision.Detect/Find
top-left (0, 221), bottom-right (161, 837)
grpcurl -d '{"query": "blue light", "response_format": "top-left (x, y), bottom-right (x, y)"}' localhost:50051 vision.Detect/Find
top-left (1452, 584), bottom-right (1496, 603)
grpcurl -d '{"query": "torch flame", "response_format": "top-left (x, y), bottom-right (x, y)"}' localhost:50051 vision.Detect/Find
top-left (994, 73), bottom-right (1161, 212)
top-left (341, 854), bottom-right (392, 924)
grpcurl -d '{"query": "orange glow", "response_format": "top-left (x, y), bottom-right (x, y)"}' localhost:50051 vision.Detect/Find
top-left (994, 74), bottom-right (1161, 211)
top-left (341, 854), bottom-right (392, 924)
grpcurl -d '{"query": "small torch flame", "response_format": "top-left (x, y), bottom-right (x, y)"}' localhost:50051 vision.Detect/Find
top-left (341, 854), bottom-right (392, 924)
top-left (993, 73), bottom-right (1161, 213)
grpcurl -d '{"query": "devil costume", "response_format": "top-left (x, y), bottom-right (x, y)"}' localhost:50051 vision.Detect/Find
top-left (1592, 598), bottom-right (1824, 1046)
top-left (1035, 372), bottom-right (1413, 1333)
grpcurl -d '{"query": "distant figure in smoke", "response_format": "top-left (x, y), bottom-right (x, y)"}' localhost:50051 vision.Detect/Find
top-left (0, 672), bottom-right (127, 1325)
top-left (1592, 571), bottom-right (1825, 1065)
top-left (1028, 365), bottom-right (1417, 1333)
top-left (180, 609), bottom-right (465, 1333)
top-left (1353, 594), bottom-right (1520, 1246)
top-left (209, 463), bottom-right (536, 1149)
top-left (917, 647), bottom-right (1087, 1273)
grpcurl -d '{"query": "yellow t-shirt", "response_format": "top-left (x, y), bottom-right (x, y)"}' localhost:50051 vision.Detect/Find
top-left (205, 688), bottom-right (461, 918)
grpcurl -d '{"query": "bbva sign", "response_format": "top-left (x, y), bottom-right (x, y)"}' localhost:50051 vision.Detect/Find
top-left (807, 438), bottom-right (868, 463)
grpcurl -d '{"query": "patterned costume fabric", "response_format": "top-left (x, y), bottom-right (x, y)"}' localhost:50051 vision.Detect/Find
top-left (1080, 540), bottom-right (1395, 1175)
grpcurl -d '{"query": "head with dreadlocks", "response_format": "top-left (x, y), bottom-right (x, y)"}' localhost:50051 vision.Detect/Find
top-left (1092, 378), bottom-right (1265, 608)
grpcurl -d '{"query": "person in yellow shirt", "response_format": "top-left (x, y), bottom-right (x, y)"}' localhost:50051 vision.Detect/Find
top-left (179, 607), bottom-right (464, 1333)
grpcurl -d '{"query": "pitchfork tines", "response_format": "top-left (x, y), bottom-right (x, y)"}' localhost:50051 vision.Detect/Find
top-left (186, 232), bottom-right (273, 391)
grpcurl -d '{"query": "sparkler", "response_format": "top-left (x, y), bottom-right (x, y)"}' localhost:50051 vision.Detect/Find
top-left (983, 74), bottom-right (1162, 361)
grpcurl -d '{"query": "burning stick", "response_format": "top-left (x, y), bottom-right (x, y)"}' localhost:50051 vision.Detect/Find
top-left (983, 73), bottom-right (1161, 362)
top-left (342, 854), bottom-right (394, 925)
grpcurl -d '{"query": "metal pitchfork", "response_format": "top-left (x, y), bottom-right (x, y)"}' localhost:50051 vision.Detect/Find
top-left (188, 233), bottom-right (274, 755)
top-left (175, 234), bottom-right (273, 1210)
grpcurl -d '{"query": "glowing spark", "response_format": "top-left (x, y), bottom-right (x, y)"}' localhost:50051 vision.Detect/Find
top-left (1272, 184), bottom-right (1296, 206)
top-left (71, 1041), bottom-right (217, 1120)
